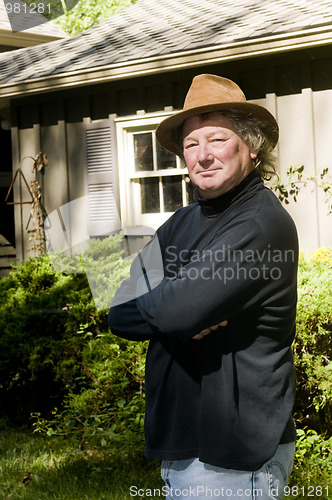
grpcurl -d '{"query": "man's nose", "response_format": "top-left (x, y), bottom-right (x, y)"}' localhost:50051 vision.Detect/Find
top-left (198, 143), bottom-right (212, 162)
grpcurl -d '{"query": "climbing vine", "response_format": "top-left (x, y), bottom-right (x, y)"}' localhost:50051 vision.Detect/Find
top-left (28, 153), bottom-right (48, 257)
top-left (273, 165), bottom-right (332, 214)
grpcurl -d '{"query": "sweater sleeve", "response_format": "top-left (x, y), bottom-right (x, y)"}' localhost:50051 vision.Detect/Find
top-left (109, 218), bottom-right (279, 342)
top-left (108, 298), bottom-right (159, 341)
top-left (136, 220), bottom-right (269, 341)
top-left (108, 233), bottom-right (165, 341)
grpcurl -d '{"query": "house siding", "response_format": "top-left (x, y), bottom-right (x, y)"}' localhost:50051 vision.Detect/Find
top-left (10, 46), bottom-right (332, 260)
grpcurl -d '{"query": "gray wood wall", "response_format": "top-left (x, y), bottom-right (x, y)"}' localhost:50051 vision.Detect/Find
top-left (10, 45), bottom-right (332, 260)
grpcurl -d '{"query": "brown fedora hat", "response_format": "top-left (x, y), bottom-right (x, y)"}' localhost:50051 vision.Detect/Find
top-left (156, 74), bottom-right (279, 156)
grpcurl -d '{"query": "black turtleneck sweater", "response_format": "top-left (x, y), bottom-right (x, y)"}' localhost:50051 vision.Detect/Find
top-left (108, 170), bottom-right (298, 471)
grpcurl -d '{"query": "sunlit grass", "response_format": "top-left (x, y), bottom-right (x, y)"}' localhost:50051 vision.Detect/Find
top-left (0, 427), bottom-right (162, 499)
top-left (0, 427), bottom-right (330, 500)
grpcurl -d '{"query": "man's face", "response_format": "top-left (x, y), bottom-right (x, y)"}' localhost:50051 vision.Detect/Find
top-left (183, 113), bottom-right (258, 199)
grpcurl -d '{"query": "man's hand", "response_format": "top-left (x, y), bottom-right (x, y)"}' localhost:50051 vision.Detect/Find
top-left (192, 320), bottom-right (228, 340)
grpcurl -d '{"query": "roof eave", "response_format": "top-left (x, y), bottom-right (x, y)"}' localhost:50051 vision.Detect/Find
top-left (0, 28), bottom-right (68, 48)
top-left (1, 25), bottom-right (332, 102)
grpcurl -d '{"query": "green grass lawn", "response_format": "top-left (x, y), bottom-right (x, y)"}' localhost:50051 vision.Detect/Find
top-left (0, 428), bottom-right (330, 499)
top-left (0, 428), bottom-right (162, 500)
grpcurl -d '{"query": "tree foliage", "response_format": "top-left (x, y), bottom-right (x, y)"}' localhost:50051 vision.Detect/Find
top-left (53, 0), bottom-right (137, 35)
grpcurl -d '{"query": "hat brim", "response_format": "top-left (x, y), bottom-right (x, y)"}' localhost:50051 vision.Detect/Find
top-left (156, 102), bottom-right (279, 156)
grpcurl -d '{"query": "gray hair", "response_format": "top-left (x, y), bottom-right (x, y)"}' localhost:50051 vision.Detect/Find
top-left (176, 110), bottom-right (279, 181)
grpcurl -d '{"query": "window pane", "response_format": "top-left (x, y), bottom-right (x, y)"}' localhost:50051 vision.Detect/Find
top-left (185, 176), bottom-right (195, 205)
top-left (141, 177), bottom-right (160, 213)
top-left (163, 176), bottom-right (182, 212)
top-left (157, 141), bottom-right (177, 170)
top-left (134, 133), bottom-right (153, 171)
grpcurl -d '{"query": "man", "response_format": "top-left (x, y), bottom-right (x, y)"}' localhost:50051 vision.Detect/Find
top-left (108, 74), bottom-right (298, 499)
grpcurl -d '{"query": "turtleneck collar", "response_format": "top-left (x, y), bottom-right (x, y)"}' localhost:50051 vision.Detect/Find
top-left (194, 169), bottom-right (263, 216)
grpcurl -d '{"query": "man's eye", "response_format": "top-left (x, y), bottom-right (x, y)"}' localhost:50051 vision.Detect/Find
top-left (184, 142), bottom-right (197, 149)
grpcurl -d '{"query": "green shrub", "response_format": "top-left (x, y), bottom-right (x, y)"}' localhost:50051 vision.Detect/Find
top-left (33, 332), bottom-right (147, 452)
top-left (294, 247), bottom-right (332, 434)
top-left (0, 235), bottom-right (130, 424)
top-left (295, 428), bottom-right (332, 470)
top-left (290, 428), bottom-right (332, 494)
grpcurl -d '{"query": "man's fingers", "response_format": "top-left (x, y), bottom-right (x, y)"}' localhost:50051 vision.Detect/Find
top-left (192, 333), bottom-right (205, 340)
top-left (192, 327), bottom-right (211, 340)
top-left (210, 320), bottom-right (228, 331)
top-left (192, 320), bottom-right (228, 340)
top-left (198, 328), bottom-right (211, 336)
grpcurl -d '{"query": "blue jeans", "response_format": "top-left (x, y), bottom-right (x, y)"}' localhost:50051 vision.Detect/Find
top-left (161, 442), bottom-right (295, 499)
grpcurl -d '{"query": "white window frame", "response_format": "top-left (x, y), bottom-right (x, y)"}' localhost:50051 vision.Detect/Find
top-left (116, 112), bottom-right (190, 231)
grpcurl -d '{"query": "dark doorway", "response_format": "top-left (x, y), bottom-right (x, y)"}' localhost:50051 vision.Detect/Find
top-left (0, 125), bottom-right (15, 246)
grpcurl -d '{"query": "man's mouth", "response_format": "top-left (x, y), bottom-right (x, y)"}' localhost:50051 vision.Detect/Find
top-left (198, 169), bottom-right (219, 175)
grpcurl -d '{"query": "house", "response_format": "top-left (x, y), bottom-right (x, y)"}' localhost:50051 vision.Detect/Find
top-left (0, 1), bottom-right (67, 272)
top-left (0, 0), bottom-right (332, 264)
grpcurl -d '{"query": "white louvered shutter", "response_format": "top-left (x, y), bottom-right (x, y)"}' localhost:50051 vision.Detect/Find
top-left (84, 120), bottom-right (121, 236)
